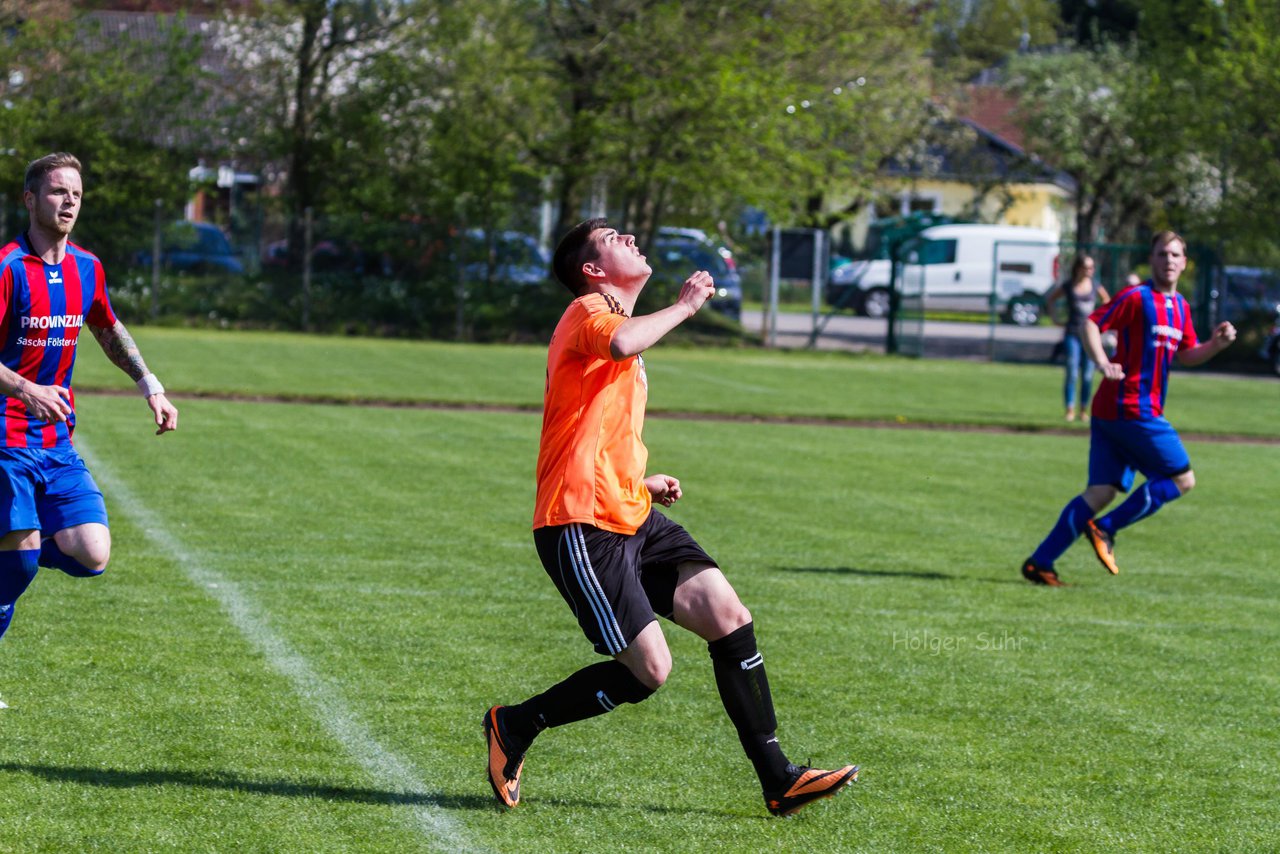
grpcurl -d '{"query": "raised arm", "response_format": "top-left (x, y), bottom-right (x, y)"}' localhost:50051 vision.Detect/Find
top-left (1177, 321), bottom-right (1237, 368)
top-left (90, 319), bottom-right (179, 434)
top-left (609, 270), bottom-right (716, 360)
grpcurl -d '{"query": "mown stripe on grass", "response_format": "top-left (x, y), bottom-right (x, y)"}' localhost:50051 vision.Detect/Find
top-left (78, 439), bottom-right (478, 853)
top-left (77, 387), bottom-right (1280, 445)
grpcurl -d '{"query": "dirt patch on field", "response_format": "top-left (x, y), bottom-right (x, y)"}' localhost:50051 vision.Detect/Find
top-left (81, 387), bottom-right (1280, 446)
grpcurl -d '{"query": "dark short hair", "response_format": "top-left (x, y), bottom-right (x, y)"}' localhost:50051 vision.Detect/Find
top-left (24, 152), bottom-right (82, 194)
top-left (1149, 230), bottom-right (1186, 254)
top-left (552, 217), bottom-right (608, 296)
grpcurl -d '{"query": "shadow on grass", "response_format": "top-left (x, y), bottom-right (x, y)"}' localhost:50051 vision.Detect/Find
top-left (0, 762), bottom-right (497, 811)
top-left (0, 762), bottom-right (740, 817)
top-left (776, 565), bottom-right (954, 581)
top-left (776, 565), bottom-right (1033, 585)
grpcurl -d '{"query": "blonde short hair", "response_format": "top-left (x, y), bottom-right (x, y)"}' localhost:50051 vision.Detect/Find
top-left (24, 152), bottom-right (82, 194)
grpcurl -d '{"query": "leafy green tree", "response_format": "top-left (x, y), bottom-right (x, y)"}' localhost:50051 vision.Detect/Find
top-left (218, 0), bottom-right (558, 334)
top-left (219, 1), bottom-right (551, 251)
top-left (218, 0), bottom-right (431, 271)
top-left (931, 0), bottom-right (1062, 77)
top-left (1137, 0), bottom-right (1280, 261)
top-left (1059, 0), bottom-right (1140, 46)
top-left (0, 7), bottom-right (210, 266)
top-left (539, 0), bottom-right (934, 246)
top-left (1005, 41), bottom-right (1213, 246)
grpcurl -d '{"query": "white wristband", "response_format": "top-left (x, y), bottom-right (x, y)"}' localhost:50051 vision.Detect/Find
top-left (136, 373), bottom-right (165, 398)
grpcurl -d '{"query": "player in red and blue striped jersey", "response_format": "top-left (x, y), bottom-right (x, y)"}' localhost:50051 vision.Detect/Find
top-left (1022, 231), bottom-right (1237, 586)
top-left (0, 154), bottom-right (178, 700)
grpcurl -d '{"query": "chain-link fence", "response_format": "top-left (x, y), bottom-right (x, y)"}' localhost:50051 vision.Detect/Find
top-left (100, 209), bottom-right (569, 341)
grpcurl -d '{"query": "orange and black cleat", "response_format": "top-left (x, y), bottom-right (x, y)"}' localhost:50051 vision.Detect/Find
top-left (484, 705), bottom-right (527, 808)
top-left (1022, 558), bottom-right (1065, 586)
top-left (764, 763), bottom-right (859, 817)
top-left (1083, 520), bottom-right (1119, 575)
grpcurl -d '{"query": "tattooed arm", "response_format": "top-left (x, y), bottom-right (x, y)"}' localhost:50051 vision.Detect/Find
top-left (90, 320), bottom-right (179, 434)
top-left (91, 318), bottom-right (151, 380)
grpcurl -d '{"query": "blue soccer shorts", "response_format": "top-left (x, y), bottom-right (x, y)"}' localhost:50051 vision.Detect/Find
top-left (1088, 416), bottom-right (1191, 492)
top-left (0, 447), bottom-right (109, 537)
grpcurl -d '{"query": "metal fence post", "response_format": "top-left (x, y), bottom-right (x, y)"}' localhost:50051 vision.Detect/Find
top-left (810, 228), bottom-right (824, 345)
top-left (302, 206), bottom-right (313, 331)
top-left (151, 199), bottom-right (162, 320)
top-left (767, 225), bottom-right (781, 347)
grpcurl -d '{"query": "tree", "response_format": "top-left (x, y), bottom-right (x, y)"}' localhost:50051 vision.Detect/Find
top-left (1004, 41), bottom-right (1213, 246)
top-left (538, 0), bottom-right (935, 247)
top-left (218, 0), bottom-right (428, 271)
top-left (931, 0), bottom-right (1062, 77)
top-left (0, 7), bottom-right (213, 267)
top-left (1137, 0), bottom-right (1280, 261)
top-left (1059, 0), bottom-right (1139, 46)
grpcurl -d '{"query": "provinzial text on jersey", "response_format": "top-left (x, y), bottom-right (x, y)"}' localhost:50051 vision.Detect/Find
top-left (21, 314), bottom-right (84, 329)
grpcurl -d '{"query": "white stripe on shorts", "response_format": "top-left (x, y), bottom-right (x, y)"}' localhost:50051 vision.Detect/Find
top-left (564, 524), bottom-right (626, 654)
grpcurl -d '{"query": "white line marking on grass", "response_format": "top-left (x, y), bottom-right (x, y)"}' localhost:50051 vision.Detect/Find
top-left (78, 441), bottom-right (478, 852)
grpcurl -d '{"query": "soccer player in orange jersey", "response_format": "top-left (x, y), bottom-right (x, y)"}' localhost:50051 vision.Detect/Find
top-left (484, 219), bottom-right (857, 817)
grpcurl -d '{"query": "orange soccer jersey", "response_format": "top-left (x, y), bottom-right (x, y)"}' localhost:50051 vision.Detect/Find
top-left (532, 292), bottom-right (651, 535)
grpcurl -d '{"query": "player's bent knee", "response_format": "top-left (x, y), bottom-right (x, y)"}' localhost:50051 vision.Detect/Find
top-left (41, 538), bottom-right (108, 577)
top-left (617, 667), bottom-right (660, 704)
top-left (705, 601), bottom-right (751, 639)
top-left (1083, 485), bottom-right (1118, 513)
top-left (73, 545), bottom-right (110, 574)
top-left (635, 657), bottom-right (671, 690)
top-left (627, 669), bottom-right (666, 693)
top-left (1174, 470), bottom-right (1196, 494)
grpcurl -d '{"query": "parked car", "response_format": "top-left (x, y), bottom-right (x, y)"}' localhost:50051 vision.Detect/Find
top-left (648, 232), bottom-right (742, 321)
top-left (1217, 266), bottom-right (1280, 324)
top-left (262, 237), bottom-right (391, 275)
top-left (139, 221), bottom-right (243, 275)
top-left (827, 212), bottom-right (961, 317)
top-left (462, 230), bottom-right (550, 286)
top-left (828, 257), bottom-right (894, 318)
top-left (826, 223), bottom-right (1060, 325)
top-left (1260, 303), bottom-right (1280, 377)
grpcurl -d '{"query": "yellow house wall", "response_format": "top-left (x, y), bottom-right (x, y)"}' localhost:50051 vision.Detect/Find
top-left (828, 177), bottom-right (1075, 256)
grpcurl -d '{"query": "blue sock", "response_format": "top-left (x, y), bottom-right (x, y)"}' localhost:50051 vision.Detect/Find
top-left (1096, 478), bottom-right (1182, 536)
top-left (1031, 496), bottom-right (1094, 567)
top-left (39, 539), bottom-right (104, 577)
top-left (0, 549), bottom-right (41, 641)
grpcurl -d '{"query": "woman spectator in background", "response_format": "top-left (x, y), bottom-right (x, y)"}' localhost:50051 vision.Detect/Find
top-left (1045, 255), bottom-right (1111, 422)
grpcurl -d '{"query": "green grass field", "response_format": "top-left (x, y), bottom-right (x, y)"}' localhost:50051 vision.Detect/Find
top-left (2, 328), bottom-right (1276, 852)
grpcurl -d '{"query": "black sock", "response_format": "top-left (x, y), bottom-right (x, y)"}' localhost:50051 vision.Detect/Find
top-left (506, 660), bottom-right (655, 744)
top-left (708, 621), bottom-right (790, 790)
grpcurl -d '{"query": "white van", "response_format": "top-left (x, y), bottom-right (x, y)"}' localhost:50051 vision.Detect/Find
top-left (828, 224), bottom-right (1061, 325)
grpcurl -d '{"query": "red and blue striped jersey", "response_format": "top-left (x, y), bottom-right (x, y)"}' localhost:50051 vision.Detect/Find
top-left (1089, 282), bottom-right (1198, 420)
top-left (0, 234), bottom-right (117, 448)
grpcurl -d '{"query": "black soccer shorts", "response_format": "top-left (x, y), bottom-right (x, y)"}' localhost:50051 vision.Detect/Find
top-left (533, 510), bottom-right (716, 656)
